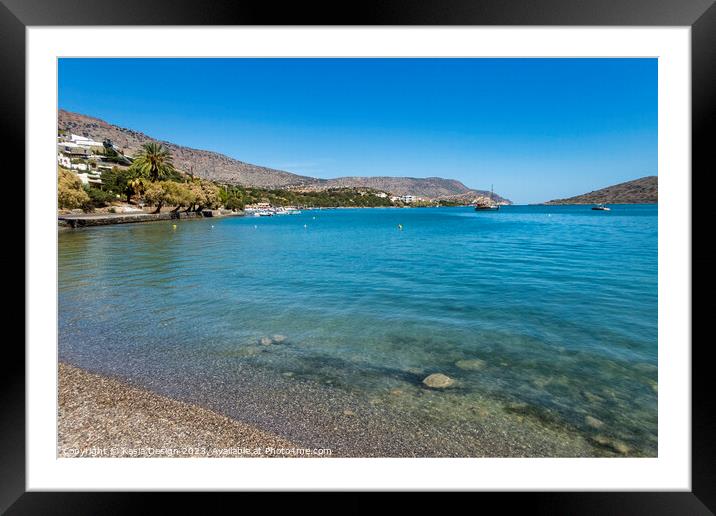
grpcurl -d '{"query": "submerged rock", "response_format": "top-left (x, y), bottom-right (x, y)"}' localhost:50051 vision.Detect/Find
top-left (470, 405), bottom-right (490, 418)
top-left (455, 359), bottom-right (486, 371)
top-left (343, 409), bottom-right (355, 416)
top-left (259, 337), bottom-right (273, 346)
top-left (593, 434), bottom-right (610, 446)
top-left (612, 440), bottom-right (631, 454)
top-left (585, 415), bottom-right (604, 429)
top-left (422, 373), bottom-right (455, 389)
top-left (592, 434), bottom-right (631, 455)
top-left (272, 334), bottom-right (288, 344)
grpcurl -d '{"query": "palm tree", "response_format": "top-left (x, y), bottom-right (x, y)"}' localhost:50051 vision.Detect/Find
top-left (130, 142), bottom-right (176, 182)
top-left (126, 177), bottom-right (147, 204)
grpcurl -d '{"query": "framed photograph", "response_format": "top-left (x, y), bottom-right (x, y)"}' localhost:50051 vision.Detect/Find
top-left (8, 0), bottom-right (713, 511)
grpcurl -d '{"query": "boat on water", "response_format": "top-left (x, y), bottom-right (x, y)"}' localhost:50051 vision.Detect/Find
top-left (274, 206), bottom-right (302, 215)
top-left (245, 203), bottom-right (302, 216)
top-left (474, 184), bottom-right (500, 211)
top-left (591, 204), bottom-right (611, 211)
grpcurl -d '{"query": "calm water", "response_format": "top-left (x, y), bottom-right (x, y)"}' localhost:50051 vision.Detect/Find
top-left (58, 205), bottom-right (658, 456)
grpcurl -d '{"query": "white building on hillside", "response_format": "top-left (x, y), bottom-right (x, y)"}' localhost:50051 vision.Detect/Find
top-left (57, 154), bottom-right (71, 168)
top-left (57, 141), bottom-right (90, 157)
top-left (69, 134), bottom-right (105, 149)
top-left (76, 171), bottom-right (102, 186)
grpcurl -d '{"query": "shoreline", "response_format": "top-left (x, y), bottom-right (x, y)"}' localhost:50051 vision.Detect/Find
top-left (58, 362), bottom-right (316, 458)
top-left (538, 202), bottom-right (658, 206)
top-left (58, 209), bottom-right (243, 229)
top-left (57, 204), bottom-right (498, 229)
top-left (57, 357), bottom-right (629, 458)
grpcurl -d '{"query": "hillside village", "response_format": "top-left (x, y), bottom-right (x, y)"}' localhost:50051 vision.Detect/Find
top-left (56, 131), bottom-right (464, 216)
top-left (57, 110), bottom-right (511, 207)
top-left (57, 130), bottom-right (131, 186)
top-left (57, 123), bottom-right (506, 217)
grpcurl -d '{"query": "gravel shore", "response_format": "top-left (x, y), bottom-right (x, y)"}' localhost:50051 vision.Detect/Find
top-left (58, 363), bottom-right (306, 458)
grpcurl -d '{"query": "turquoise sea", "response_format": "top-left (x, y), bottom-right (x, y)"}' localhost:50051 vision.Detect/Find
top-left (58, 205), bottom-right (658, 457)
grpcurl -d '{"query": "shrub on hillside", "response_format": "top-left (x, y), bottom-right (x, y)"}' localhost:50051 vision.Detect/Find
top-left (83, 186), bottom-right (117, 209)
top-left (224, 196), bottom-right (244, 211)
top-left (58, 168), bottom-right (90, 210)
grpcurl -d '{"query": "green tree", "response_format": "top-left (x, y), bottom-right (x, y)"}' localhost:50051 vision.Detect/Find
top-left (143, 181), bottom-right (194, 213)
top-left (101, 166), bottom-right (134, 197)
top-left (185, 180), bottom-right (220, 212)
top-left (83, 185), bottom-right (116, 209)
top-left (130, 142), bottom-right (176, 182)
top-left (199, 181), bottom-right (220, 210)
top-left (224, 195), bottom-right (244, 211)
top-left (127, 176), bottom-right (148, 204)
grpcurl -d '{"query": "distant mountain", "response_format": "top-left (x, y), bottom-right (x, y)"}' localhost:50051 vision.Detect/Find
top-left (544, 176), bottom-right (658, 204)
top-left (57, 110), bottom-right (510, 202)
top-left (316, 176), bottom-right (509, 204)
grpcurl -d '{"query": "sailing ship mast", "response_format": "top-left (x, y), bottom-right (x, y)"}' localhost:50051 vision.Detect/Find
top-left (474, 183), bottom-right (500, 211)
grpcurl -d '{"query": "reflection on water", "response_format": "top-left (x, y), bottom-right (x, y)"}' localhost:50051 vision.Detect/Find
top-left (59, 205), bottom-right (657, 456)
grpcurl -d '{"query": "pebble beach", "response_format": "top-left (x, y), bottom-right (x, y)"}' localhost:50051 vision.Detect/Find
top-left (58, 363), bottom-right (307, 458)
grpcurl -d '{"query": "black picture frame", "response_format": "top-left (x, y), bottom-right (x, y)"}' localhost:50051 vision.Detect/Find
top-left (6, 0), bottom-right (713, 512)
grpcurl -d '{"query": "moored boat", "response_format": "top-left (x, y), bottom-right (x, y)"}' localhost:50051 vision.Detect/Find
top-left (474, 203), bottom-right (499, 211)
top-left (474, 184), bottom-right (500, 211)
top-left (274, 206), bottom-right (302, 215)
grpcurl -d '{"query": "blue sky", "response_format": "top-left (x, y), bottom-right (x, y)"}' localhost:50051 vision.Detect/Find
top-left (58, 58), bottom-right (657, 204)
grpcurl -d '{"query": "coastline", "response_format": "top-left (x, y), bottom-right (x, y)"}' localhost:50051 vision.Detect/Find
top-left (57, 362), bottom-right (313, 458)
top-left (57, 358), bottom-right (622, 458)
top-left (57, 204), bottom-right (491, 229)
top-left (539, 202), bottom-right (658, 206)
top-left (58, 209), bottom-right (243, 229)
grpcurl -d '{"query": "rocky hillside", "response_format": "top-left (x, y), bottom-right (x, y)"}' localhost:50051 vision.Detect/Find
top-left (58, 110), bottom-right (510, 202)
top-left (320, 176), bottom-right (509, 204)
top-left (58, 110), bottom-right (316, 189)
top-left (545, 176), bottom-right (658, 204)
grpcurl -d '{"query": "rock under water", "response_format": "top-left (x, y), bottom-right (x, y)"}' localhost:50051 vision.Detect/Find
top-left (423, 373), bottom-right (455, 389)
top-left (455, 359), bottom-right (487, 371)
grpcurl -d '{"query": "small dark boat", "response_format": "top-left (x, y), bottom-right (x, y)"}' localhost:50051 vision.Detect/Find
top-left (475, 185), bottom-right (500, 211)
top-left (591, 204), bottom-right (611, 211)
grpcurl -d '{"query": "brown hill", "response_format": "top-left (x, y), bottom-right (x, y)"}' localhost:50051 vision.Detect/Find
top-left (545, 176), bottom-right (657, 204)
top-left (320, 176), bottom-right (509, 204)
top-left (58, 110), bottom-right (316, 189)
top-left (58, 110), bottom-right (511, 202)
